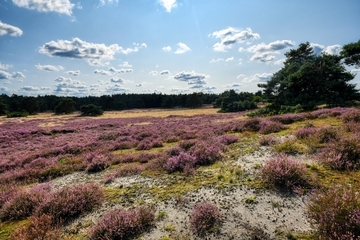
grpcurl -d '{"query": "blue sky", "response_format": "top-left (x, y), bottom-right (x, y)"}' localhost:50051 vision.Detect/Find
top-left (0, 0), bottom-right (359, 96)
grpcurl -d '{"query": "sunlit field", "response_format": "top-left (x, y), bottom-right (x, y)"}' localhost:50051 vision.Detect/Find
top-left (1, 107), bottom-right (360, 239)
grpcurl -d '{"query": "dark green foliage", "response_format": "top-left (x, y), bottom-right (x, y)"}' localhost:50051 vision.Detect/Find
top-left (340, 39), bottom-right (360, 68)
top-left (54, 98), bottom-right (76, 114)
top-left (6, 111), bottom-right (29, 118)
top-left (0, 96), bottom-right (8, 115)
top-left (218, 90), bottom-right (257, 112)
top-left (258, 42), bottom-right (359, 112)
top-left (80, 104), bottom-right (104, 116)
top-left (22, 96), bottom-right (39, 115)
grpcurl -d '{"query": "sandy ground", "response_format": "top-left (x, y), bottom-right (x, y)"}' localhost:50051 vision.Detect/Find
top-left (50, 147), bottom-right (312, 240)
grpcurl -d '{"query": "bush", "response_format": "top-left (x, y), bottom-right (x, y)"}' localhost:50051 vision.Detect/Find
top-left (0, 183), bottom-right (50, 221)
top-left (307, 185), bottom-right (360, 239)
top-left (165, 152), bottom-right (196, 173)
top-left (190, 201), bottom-right (222, 235)
top-left (341, 109), bottom-right (360, 123)
top-left (190, 142), bottom-right (223, 166)
top-left (36, 182), bottom-right (104, 223)
top-left (294, 127), bottom-right (317, 139)
top-left (80, 104), bottom-right (104, 116)
top-left (259, 120), bottom-right (285, 134)
top-left (85, 152), bottom-right (109, 173)
top-left (6, 111), bottom-right (29, 118)
top-left (319, 135), bottom-right (360, 170)
top-left (259, 135), bottom-right (278, 146)
top-left (89, 206), bottom-right (155, 240)
top-left (217, 135), bottom-right (239, 145)
top-left (315, 126), bottom-right (339, 143)
top-left (11, 214), bottom-right (61, 240)
top-left (259, 154), bottom-right (310, 190)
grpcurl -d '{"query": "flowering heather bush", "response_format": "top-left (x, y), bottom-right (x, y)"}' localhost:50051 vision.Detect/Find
top-left (85, 151), bottom-right (110, 173)
top-left (307, 185), bottom-right (360, 239)
top-left (294, 126), bottom-right (317, 139)
top-left (11, 214), bottom-right (61, 240)
top-left (36, 182), bottom-right (104, 223)
top-left (89, 206), bottom-right (155, 240)
top-left (343, 121), bottom-right (360, 133)
top-left (315, 126), bottom-right (339, 143)
top-left (179, 139), bottom-right (197, 151)
top-left (190, 141), bottom-right (223, 166)
top-left (240, 118), bottom-right (262, 132)
top-left (0, 183), bottom-right (50, 221)
top-left (165, 152), bottom-right (196, 173)
top-left (136, 139), bottom-right (153, 150)
top-left (259, 120), bottom-right (285, 134)
top-left (190, 201), bottom-right (222, 235)
top-left (341, 109), bottom-right (360, 123)
top-left (259, 154), bottom-right (310, 190)
top-left (137, 151), bottom-right (158, 163)
top-left (319, 135), bottom-right (360, 170)
top-left (269, 113), bottom-right (306, 124)
top-left (217, 135), bottom-right (239, 145)
top-left (259, 135), bottom-right (279, 146)
top-left (0, 184), bottom-right (19, 208)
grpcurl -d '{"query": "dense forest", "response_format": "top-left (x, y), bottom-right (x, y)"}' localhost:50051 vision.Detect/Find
top-left (0, 40), bottom-right (359, 117)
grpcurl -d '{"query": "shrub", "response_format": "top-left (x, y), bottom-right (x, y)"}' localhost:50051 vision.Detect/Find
top-left (0, 183), bottom-right (50, 221)
top-left (319, 135), bottom-right (360, 170)
top-left (85, 152), bottom-right (109, 173)
top-left (6, 111), bottom-right (29, 118)
top-left (259, 120), bottom-right (285, 134)
top-left (89, 206), bottom-right (155, 240)
top-left (315, 126), bottom-right (339, 143)
top-left (307, 185), bottom-right (360, 239)
top-left (341, 109), bottom-right (360, 123)
top-left (36, 182), bottom-right (104, 223)
top-left (259, 135), bottom-right (278, 146)
top-left (190, 142), bottom-right (223, 166)
top-left (165, 152), bottom-right (196, 173)
top-left (80, 104), bottom-right (104, 116)
top-left (190, 201), bottom-right (222, 235)
top-left (294, 127), bottom-right (317, 139)
top-left (217, 135), bottom-right (239, 145)
top-left (259, 154), bottom-right (310, 190)
top-left (242, 118), bottom-right (262, 132)
top-left (11, 214), bottom-right (61, 240)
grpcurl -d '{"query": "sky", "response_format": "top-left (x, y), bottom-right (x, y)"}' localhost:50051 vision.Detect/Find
top-left (0, 0), bottom-right (360, 97)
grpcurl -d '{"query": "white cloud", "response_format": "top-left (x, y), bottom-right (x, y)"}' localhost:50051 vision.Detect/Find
top-left (110, 77), bottom-right (125, 83)
top-left (210, 27), bottom-right (260, 52)
top-left (236, 74), bottom-right (245, 79)
top-left (67, 70), bottom-right (80, 76)
top-left (149, 71), bottom-right (158, 76)
top-left (136, 83), bottom-right (143, 87)
top-left (0, 21), bottom-right (23, 36)
top-left (54, 76), bottom-right (87, 95)
top-left (173, 71), bottom-right (209, 86)
top-left (174, 42), bottom-right (191, 54)
top-left (162, 46), bottom-right (172, 52)
top-left (158, 0), bottom-right (178, 12)
top-left (20, 86), bottom-right (39, 91)
top-left (210, 58), bottom-right (224, 63)
top-left (226, 57), bottom-right (234, 62)
top-left (39, 38), bottom-right (146, 66)
top-left (119, 61), bottom-right (132, 68)
top-left (0, 62), bottom-right (12, 70)
top-left (106, 84), bottom-right (129, 92)
top-left (242, 73), bottom-right (273, 82)
top-left (35, 64), bottom-right (64, 72)
top-left (323, 45), bottom-right (343, 55)
top-left (248, 40), bottom-right (295, 62)
top-left (94, 69), bottom-right (111, 75)
top-left (98, 0), bottom-right (118, 7)
top-left (310, 43), bottom-right (325, 55)
top-left (160, 70), bottom-right (170, 75)
top-left (109, 67), bottom-right (133, 73)
top-left (0, 70), bottom-right (25, 79)
top-left (12, 0), bottom-right (75, 16)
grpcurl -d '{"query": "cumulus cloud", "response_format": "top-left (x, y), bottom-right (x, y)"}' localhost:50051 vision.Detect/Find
top-left (174, 42), bottom-right (191, 54)
top-left (0, 21), bottom-right (23, 36)
top-left (136, 83), bottom-right (143, 87)
top-left (310, 43), bottom-right (325, 55)
top-left (210, 58), bottom-right (224, 63)
top-left (209, 27), bottom-right (260, 52)
top-left (20, 86), bottom-right (40, 91)
top-left (149, 71), bottom-right (158, 76)
top-left (158, 0), bottom-right (177, 12)
top-left (324, 45), bottom-right (343, 55)
top-left (119, 61), bottom-right (132, 68)
top-left (248, 40), bottom-right (295, 62)
top-left (94, 69), bottom-right (111, 75)
top-left (39, 38), bottom-right (146, 66)
top-left (54, 76), bottom-right (87, 95)
top-left (160, 70), bottom-right (170, 75)
top-left (106, 84), bottom-right (129, 92)
top-left (35, 64), bottom-right (64, 72)
top-left (242, 73), bottom-right (273, 82)
top-left (98, 0), bottom-right (118, 7)
top-left (162, 46), bottom-right (172, 52)
top-left (0, 70), bottom-right (25, 79)
top-left (110, 77), bottom-right (125, 83)
top-left (0, 63), bottom-right (12, 70)
top-left (173, 71), bottom-right (209, 87)
top-left (12, 0), bottom-right (75, 16)
top-left (109, 67), bottom-right (133, 73)
top-left (67, 70), bottom-right (80, 76)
